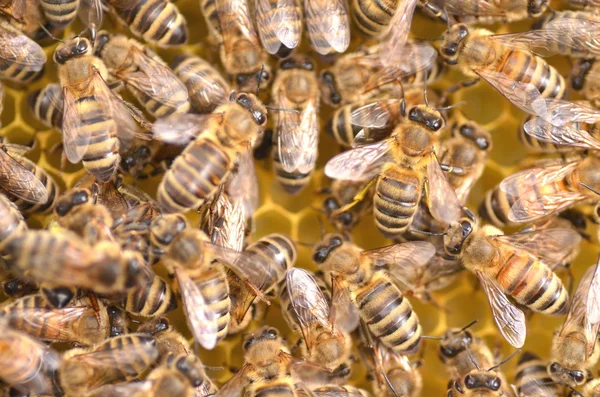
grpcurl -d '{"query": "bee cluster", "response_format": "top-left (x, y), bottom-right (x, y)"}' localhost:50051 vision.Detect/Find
top-left (2, 0), bottom-right (600, 395)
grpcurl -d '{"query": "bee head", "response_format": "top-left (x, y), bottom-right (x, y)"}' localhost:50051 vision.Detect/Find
top-left (461, 372), bottom-right (502, 392)
top-left (528, 0), bottom-right (548, 17)
top-left (234, 66), bottom-right (272, 93)
top-left (440, 328), bottom-right (473, 359)
top-left (54, 37), bottom-right (92, 64)
top-left (408, 105), bottom-right (445, 132)
top-left (548, 362), bottom-right (587, 387)
top-left (121, 145), bottom-right (152, 174)
top-left (312, 233), bottom-right (345, 264)
top-left (441, 24), bottom-right (469, 66)
top-left (54, 188), bottom-right (90, 217)
top-left (443, 216), bottom-right (475, 256)
top-left (454, 121), bottom-right (491, 151)
top-left (230, 92), bottom-right (268, 127)
top-left (320, 70), bottom-right (342, 106)
top-left (243, 326), bottom-right (280, 351)
top-left (171, 355), bottom-right (205, 387)
top-left (279, 57), bottom-right (315, 71)
top-left (571, 59), bottom-right (595, 91)
top-left (150, 214), bottom-right (188, 247)
top-left (93, 30), bottom-right (112, 58)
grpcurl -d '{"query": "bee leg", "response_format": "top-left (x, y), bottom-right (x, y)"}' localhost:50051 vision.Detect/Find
top-left (419, 0), bottom-right (448, 24)
top-left (245, 281), bottom-right (271, 305)
top-left (440, 78), bottom-right (480, 104)
top-left (330, 178), bottom-right (376, 218)
top-left (290, 337), bottom-right (303, 355)
top-left (87, 291), bottom-right (104, 324)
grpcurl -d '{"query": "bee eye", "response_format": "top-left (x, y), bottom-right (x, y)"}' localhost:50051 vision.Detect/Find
top-left (460, 221), bottom-right (473, 238)
top-left (476, 137), bottom-right (490, 150)
top-left (255, 112), bottom-right (266, 125)
top-left (54, 52), bottom-right (66, 64)
top-left (55, 202), bottom-right (72, 216)
top-left (76, 40), bottom-right (88, 53)
top-left (73, 190), bottom-right (89, 205)
top-left (261, 70), bottom-right (270, 81)
top-left (322, 71), bottom-right (334, 83)
top-left (236, 75), bottom-right (249, 85)
top-left (571, 371), bottom-right (585, 384)
top-left (464, 375), bottom-right (477, 389)
top-left (265, 328), bottom-right (278, 338)
top-left (444, 44), bottom-right (458, 56)
top-left (549, 362), bottom-right (561, 374)
top-left (313, 247), bottom-right (329, 263)
top-left (488, 378), bottom-right (501, 391)
top-left (330, 92), bottom-right (341, 104)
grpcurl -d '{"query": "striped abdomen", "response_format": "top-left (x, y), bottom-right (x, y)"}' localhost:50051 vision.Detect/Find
top-left (272, 146), bottom-right (312, 195)
top-left (249, 380), bottom-right (296, 397)
top-left (353, 274), bottom-right (421, 354)
top-left (351, 0), bottom-right (398, 37)
top-left (157, 138), bottom-right (231, 213)
top-left (40, 0), bottom-right (78, 30)
top-left (495, 251), bottom-right (568, 315)
top-left (196, 266), bottom-right (230, 343)
top-left (496, 50), bottom-right (566, 100)
top-left (0, 54), bottom-right (44, 84)
top-left (109, 0), bottom-right (188, 47)
top-left (374, 166), bottom-right (423, 239)
top-left (199, 0), bottom-right (221, 40)
top-left (91, 334), bottom-right (158, 380)
top-left (244, 234), bottom-right (297, 292)
top-left (121, 273), bottom-right (177, 317)
top-left (326, 101), bottom-right (395, 148)
top-left (515, 351), bottom-right (560, 397)
top-left (27, 83), bottom-right (63, 130)
top-left (519, 114), bottom-right (600, 153)
top-left (0, 194), bottom-right (26, 251)
top-left (478, 185), bottom-right (518, 227)
top-left (256, 0), bottom-right (301, 58)
top-left (127, 84), bottom-right (190, 119)
top-left (3, 156), bottom-right (58, 215)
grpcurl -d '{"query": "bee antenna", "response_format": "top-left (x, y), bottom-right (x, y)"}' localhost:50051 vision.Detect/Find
top-left (487, 349), bottom-right (520, 372)
top-left (546, 3), bottom-right (556, 15)
top-left (463, 344), bottom-right (481, 371)
top-left (436, 101), bottom-right (467, 111)
top-left (409, 228), bottom-right (447, 236)
top-left (265, 106), bottom-right (299, 114)
top-left (256, 63), bottom-right (265, 96)
top-left (296, 240), bottom-right (316, 248)
top-left (423, 70), bottom-right (429, 107)
top-left (201, 365), bottom-right (224, 371)
top-left (38, 23), bottom-right (65, 43)
top-left (581, 182), bottom-right (600, 196)
top-left (457, 319), bottom-right (479, 333)
top-left (421, 335), bottom-right (442, 340)
top-left (382, 371), bottom-right (400, 397)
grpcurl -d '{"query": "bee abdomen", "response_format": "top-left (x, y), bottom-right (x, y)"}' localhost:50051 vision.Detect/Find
top-left (478, 187), bottom-right (517, 227)
top-left (244, 234), bottom-right (297, 291)
top-left (27, 84), bottom-right (63, 130)
top-left (374, 168), bottom-right (421, 239)
top-left (40, 0), bottom-right (78, 30)
top-left (0, 60), bottom-right (44, 84)
top-left (0, 194), bottom-right (26, 250)
top-left (351, 0), bottom-right (395, 37)
top-left (197, 268), bottom-right (230, 342)
top-left (128, 85), bottom-right (190, 118)
top-left (272, 151), bottom-right (312, 195)
top-left (4, 157), bottom-right (58, 215)
top-left (252, 382), bottom-right (296, 397)
top-left (515, 351), bottom-right (560, 396)
top-left (157, 138), bottom-right (231, 213)
top-left (355, 277), bottom-right (421, 354)
top-left (122, 274), bottom-right (177, 317)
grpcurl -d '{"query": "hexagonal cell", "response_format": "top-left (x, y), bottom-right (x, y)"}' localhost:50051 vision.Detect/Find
top-left (488, 119), bottom-right (529, 167)
top-left (351, 213), bottom-right (390, 250)
top-left (42, 131), bottom-right (83, 175)
top-left (444, 275), bottom-right (493, 331)
top-left (253, 207), bottom-right (293, 240)
top-left (459, 83), bottom-right (507, 127)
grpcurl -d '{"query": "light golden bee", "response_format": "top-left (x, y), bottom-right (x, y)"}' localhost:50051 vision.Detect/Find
top-left (58, 333), bottom-right (159, 396)
top-left (271, 56), bottom-right (319, 195)
top-left (442, 0), bottom-right (549, 24)
top-left (514, 351), bottom-right (563, 397)
top-left (0, 18), bottom-right (46, 84)
top-left (313, 234), bottom-right (435, 354)
top-left (27, 82), bottom-right (63, 130)
top-left (152, 92), bottom-right (267, 213)
top-left (39, 0), bottom-right (78, 31)
top-left (95, 31), bottom-right (190, 119)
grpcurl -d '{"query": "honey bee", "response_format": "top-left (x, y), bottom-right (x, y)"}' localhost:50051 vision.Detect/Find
top-left (119, 266), bottom-right (178, 318)
top-left (324, 99), bottom-right (462, 239)
top-left (58, 333), bottom-right (159, 396)
top-left (105, 0), bottom-right (188, 47)
top-left (548, 260), bottom-right (600, 388)
top-left (442, 0), bottom-right (549, 24)
top-left (0, 322), bottom-right (60, 395)
top-left (443, 209), bottom-right (578, 347)
top-left (254, 0), bottom-right (302, 58)
top-left (447, 358), bottom-right (513, 396)
top-left (95, 31), bottom-right (190, 119)
top-left (107, 305), bottom-right (129, 337)
top-left (138, 317), bottom-right (193, 359)
top-left (271, 56), bottom-right (319, 195)
top-left (152, 92), bottom-right (267, 213)
top-left (0, 19), bottom-right (46, 84)
top-left (280, 267), bottom-right (352, 374)
top-left (199, 0), bottom-right (270, 91)
top-left (514, 351), bottom-right (562, 397)
top-left (55, 35), bottom-right (148, 183)
top-left (0, 294), bottom-right (112, 345)
top-left (313, 234), bottom-right (435, 354)
top-left (172, 53), bottom-right (230, 114)
top-left (39, 0), bottom-right (78, 31)
top-left (27, 83), bottom-right (63, 130)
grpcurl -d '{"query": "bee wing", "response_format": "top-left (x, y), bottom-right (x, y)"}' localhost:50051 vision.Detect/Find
top-left (509, 191), bottom-right (588, 223)
top-left (152, 113), bottom-right (220, 145)
top-left (84, 381), bottom-right (154, 397)
top-left (226, 147), bottom-right (259, 217)
top-left (255, 0), bottom-right (301, 54)
top-left (78, 0), bottom-right (103, 30)
top-left (311, 389), bottom-right (366, 397)
top-left (217, 365), bottom-right (251, 397)
top-left (378, 0), bottom-right (418, 65)
top-left (476, 270), bottom-right (526, 348)
top-left (175, 268), bottom-right (220, 350)
top-left (524, 118), bottom-right (600, 151)
top-left (426, 154), bottom-right (462, 225)
top-left (216, 0), bottom-right (261, 58)
top-left (585, 260), bottom-right (600, 353)
top-left (304, 0), bottom-right (350, 55)
top-left (493, 228), bottom-right (582, 267)
top-left (0, 0), bottom-right (26, 21)
top-left (443, 0), bottom-right (506, 17)
top-left (0, 24), bottom-right (46, 69)
top-left (362, 241), bottom-right (436, 271)
top-left (324, 140), bottom-right (391, 181)
top-left (286, 268), bottom-right (333, 350)
top-left (0, 149), bottom-right (48, 203)
top-left (330, 275), bottom-right (360, 333)
top-left (60, 86), bottom-right (91, 163)
top-left (350, 99), bottom-right (399, 130)
top-left (123, 48), bottom-right (189, 109)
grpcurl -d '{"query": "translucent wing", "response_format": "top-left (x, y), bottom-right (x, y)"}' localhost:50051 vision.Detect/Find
top-left (207, 189), bottom-right (245, 252)
top-left (175, 268), bottom-right (220, 350)
top-left (216, 0), bottom-right (261, 58)
top-left (362, 241), bottom-right (436, 271)
top-left (255, 0), bottom-right (301, 54)
top-left (379, 0), bottom-right (418, 65)
top-left (304, 0), bottom-right (350, 54)
top-left (426, 154), bottom-right (462, 225)
top-left (0, 0), bottom-right (25, 21)
top-left (444, 0), bottom-right (506, 17)
top-left (0, 149), bottom-right (48, 203)
top-left (123, 48), bottom-right (189, 109)
top-left (226, 147), bottom-right (259, 218)
top-left (217, 364), bottom-right (251, 397)
top-left (311, 387), bottom-right (367, 397)
top-left (350, 99), bottom-right (400, 129)
top-left (152, 113), bottom-right (220, 145)
top-left (286, 268), bottom-right (333, 350)
top-left (493, 228), bottom-right (582, 268)
top-left (324, 140), bottom-right (391, 181)
top-left (523, 118), bottom-right (600, 151)
top-left (84, 381), bottom-right (154, 397)
top-left (499, 161), bottom-right (580, 196)
top-left (174, 59), bottom-right (229, 113)
top-left (587, 258), bottom-right (600, 325)
top-left (0, 24), bottom-right (46, 69)
top-left (509, 190), bottom-right (588, 223)
top-left (330, 276), bottom-right (360, 333)
top-left (78, 0), bottom-right (103, 32)
top-left (477, 271), bottom-right (526, 348)
top-left (61, 86), bottom-right (93, 163)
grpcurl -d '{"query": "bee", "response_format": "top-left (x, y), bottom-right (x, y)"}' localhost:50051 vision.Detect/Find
top-left (39, 0), bottom-right (78, 31)
top-left (271, 56), bottom-right (319, 195)
top-left (0, 19), bottom-right (46, 84)
top-left (54, 35), bottom-right (148, 183)
top-left (172, 53), bottom-right (230, 114)
top-left (514, 351), bottom-right (562, 397)
top-left (107, 305), bottom-right (129, 337)
top-left (254, 0), bottom-right (302, 58)
top-left (0, 322), bottom-right (60, 395)
top-left (119, 267), bottom-right (178, 318)
top-left (321, 179), bottom-right (375, 231)
top-left (442, 0), bottom-right (549, 24)
top-left (548, 260), bottom-right (600, 388)
top-left (280, 268), bottom-right (352, 374)
top-left (152, 91), bottom-right (267, 214)
top-left (324, 99), bottom-right (462, 239)
top-left (199, 0), bottom-right (270, 92)
top-left (571, 58), bottom-right (600, 110)
top-left (447, 355), bottom-right (514, 396)
top-left (94, 31), bottom-right (190, 119)
top-left (0, 294), bottom-right (111, 345)
top-left (0, 193), bottom-right (27, 255)
top-left (443, 209), bottom-right (577, 348)
top-left (58, 333), bottom-right (159, 396)
top-left (105, 0), bottom-right (188, 47)
top-left (27, 83), bottom-right (63, 130)
top-left (320, 42), bottom-right (443, 107)
top-left (138, 317), bottom-right (193, 360)
top-left (313, 234), bottom-right (435, 354)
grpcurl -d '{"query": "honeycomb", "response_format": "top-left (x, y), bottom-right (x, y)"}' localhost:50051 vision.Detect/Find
top-left (2, 0), bottom-right (598, 395)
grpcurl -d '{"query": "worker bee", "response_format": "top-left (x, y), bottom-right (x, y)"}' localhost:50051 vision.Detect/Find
top-left (442, 0), bottom-right (549, 24)
top-left (27, 83), bottom-right (63, 130)
top-left (199, 0), bottom-right (270, 92)
top-left (447, 353), bottom-right (515, 397)
top-left (0, 294), bottom-right (112, 345)
top-left (55, 35), bottom-right (148, 183)
top-left (105, 0), bottom-right (188, 47)
top-left (58, 333), bottom-right (159, 396)
top-left (314, 234), bottom-right (435, 354)
top-left (324, 98), bottom-right (462, 239)
top-left (280, 267), bottom-right (352, 375)
top-left (172, 53), bottom-right (230, 114)
top-left (95, 31), bottom-right (190, 119)
top-left (271, 56), bottom-right (319, 195)
top-left (254, 0), bottom-right (301, 58)
top-left (0, 322), bottom-right (60, 395)
top-left (320, 42), bottom-right (442, 107)
top-left (548, 259), bottom-right (600, 388)
top-left (152, 91), bottom-right (267, 213)
top-left (0, 19), bottom-right (46, 84)
top-left (514, 351), bottom-right (563, 397)
top-left (443, 209), bottom-right (578, 348)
